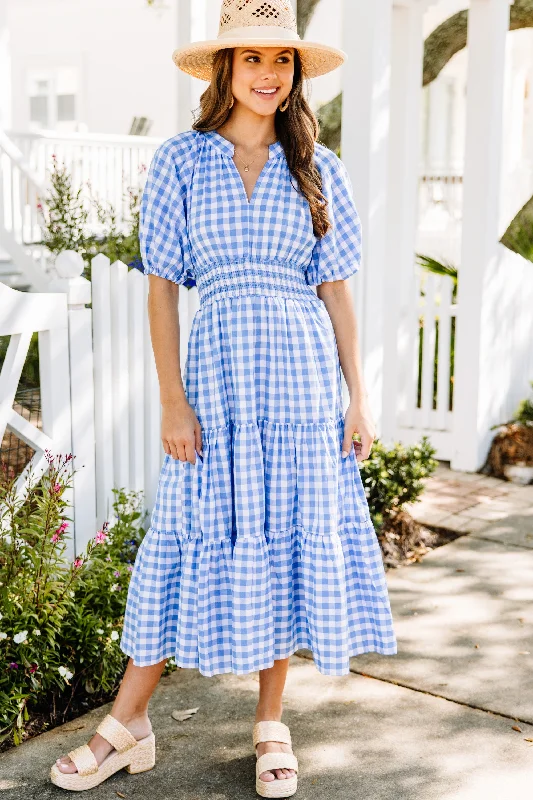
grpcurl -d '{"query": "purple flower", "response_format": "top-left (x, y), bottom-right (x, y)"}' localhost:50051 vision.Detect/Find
top-left (113, 570), bottom-right (120, 578)
top-left (8, 662), bottom-right (18, 670)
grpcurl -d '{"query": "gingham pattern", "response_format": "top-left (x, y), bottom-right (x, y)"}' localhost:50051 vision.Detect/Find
top-left (120, 129), bottom-right (397, 676)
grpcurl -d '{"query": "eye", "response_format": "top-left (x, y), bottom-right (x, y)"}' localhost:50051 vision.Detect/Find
top-left (246, 55), bottom-right (290, 63)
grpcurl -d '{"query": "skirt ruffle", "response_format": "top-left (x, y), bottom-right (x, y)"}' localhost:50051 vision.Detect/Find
top-left (120, 415), bottom-right (397, 676)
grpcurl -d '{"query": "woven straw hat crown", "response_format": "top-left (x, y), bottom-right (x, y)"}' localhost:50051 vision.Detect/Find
top-left (219, 0), bottom-right (297, 34)
top-left (172, 0), bottom-right (346, 82)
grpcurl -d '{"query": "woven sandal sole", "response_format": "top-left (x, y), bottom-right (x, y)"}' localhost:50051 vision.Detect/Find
top-left (256, 773), bottom-right (298, 798)
top-left (50, 732), bottom-right (155, 791)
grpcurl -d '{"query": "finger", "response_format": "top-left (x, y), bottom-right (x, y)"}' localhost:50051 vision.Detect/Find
top-left (341, 432), bottom-right (354, 458)
top-left (184, 440), bottom-right (197, 464)
top-left (195, 424), bottom-right (203, 457)
top-left (357, 434), bottom-right (373, 462)
top-left (169, 441), bottom-right (180, 461)
top-left (162, 440), bottom-right (171, 457)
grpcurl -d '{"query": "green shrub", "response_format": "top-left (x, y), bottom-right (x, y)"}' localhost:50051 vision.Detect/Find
top-left (361, 435), bottom-right (439, 533)
top-left (0, 451), bottom-right (173, 747)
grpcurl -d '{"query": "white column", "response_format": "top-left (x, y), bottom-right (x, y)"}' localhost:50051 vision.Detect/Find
top-left (452, 0), bottom-right (512, 471)
top-left (0, 0), bottom-right (12, 130)
top-left (381, 1), bottom-right (425, 444)
top-left (176, 0), bottom-right (193, 132)
top-left (340, 0), bottom-right (393, 427)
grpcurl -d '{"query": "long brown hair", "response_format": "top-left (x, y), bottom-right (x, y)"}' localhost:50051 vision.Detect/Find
top-left (191, 48), bottom-right (331, 239)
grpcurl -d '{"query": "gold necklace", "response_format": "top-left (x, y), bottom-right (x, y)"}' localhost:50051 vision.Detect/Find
top-left (233, 146), bottom-right (264, 172)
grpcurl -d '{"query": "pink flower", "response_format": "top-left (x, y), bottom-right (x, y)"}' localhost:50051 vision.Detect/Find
top-left (94, 530), bottom-right (108, 545)
top-left (113, 570), bottom-right (120, 578)
top-left (127, 565), bottom-right (133, 572)
top-left (8, 662), bottom-right (18, 670)
top-left (51, 520), bottom-right (69, 543)
top-left (29, 663), bottom-right (38, 674)
top-left (73, 558), bottom-right (83, 569)
top-left (53, 483), bottom-right (61, 494)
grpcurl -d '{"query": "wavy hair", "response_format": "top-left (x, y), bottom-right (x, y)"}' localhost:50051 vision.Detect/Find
top-left (191, 48), bottom-right (331, 239)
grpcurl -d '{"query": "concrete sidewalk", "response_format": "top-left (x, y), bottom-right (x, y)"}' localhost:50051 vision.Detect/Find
top-left (1, 467), bottom-right (532, 799)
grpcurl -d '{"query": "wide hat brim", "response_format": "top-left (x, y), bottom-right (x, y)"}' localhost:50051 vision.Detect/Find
top-left (172, 38), bottom-right (347, 82)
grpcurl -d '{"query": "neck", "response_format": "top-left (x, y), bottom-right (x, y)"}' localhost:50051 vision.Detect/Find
top-left (217, 106), bottom-right (278, 152)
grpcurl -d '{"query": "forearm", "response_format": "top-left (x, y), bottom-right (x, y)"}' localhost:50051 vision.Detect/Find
top-left (317, 280), bottom-right (368, 408)
top-left (147, 275), bottom-right (187, 407)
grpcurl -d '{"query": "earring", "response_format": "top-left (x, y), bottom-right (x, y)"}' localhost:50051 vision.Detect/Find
top-left (229, 95), bottom-right (234, 108)
top-left (279, 94), bottom-right (290, 112)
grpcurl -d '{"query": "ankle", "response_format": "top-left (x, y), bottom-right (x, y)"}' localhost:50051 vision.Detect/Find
top-left (255, 703), bottom-right (283, 723)
top-left (108, 709), bottom-right (150, 728)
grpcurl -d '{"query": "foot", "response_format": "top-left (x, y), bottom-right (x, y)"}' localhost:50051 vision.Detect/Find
top-left (55, 714), bottom-right (152, 774)
top-left (255, 738), bottom-right (296, 783)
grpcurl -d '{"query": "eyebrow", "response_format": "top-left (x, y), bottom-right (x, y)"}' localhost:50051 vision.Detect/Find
top-left (239, 48), bottom-right (293, 56)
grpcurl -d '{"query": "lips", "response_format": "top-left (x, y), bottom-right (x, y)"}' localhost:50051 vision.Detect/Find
top-left (252, 87), bottom-right (280, 97)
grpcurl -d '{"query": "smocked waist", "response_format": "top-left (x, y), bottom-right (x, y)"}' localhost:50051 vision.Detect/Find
top-left (195, 261), bottom-right (318, 307)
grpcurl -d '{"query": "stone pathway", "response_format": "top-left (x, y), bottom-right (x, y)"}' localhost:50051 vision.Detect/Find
top-left (1, 463), bottom-right (532, 799)
top-left (404, 462), bottom-right (533, 534)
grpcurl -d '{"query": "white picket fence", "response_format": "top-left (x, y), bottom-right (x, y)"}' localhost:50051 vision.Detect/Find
top-left (0, 251), bottom-right (198, 557)
top-left (394, 266), bottom-right (457, 459)
top-left (2, 245), bottom-right (533, 556)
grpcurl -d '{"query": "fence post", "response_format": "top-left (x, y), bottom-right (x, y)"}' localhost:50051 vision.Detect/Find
top-left (452, 0), bottom-right (512, 471)
top-left (48, 250), bottom-right (97, 555)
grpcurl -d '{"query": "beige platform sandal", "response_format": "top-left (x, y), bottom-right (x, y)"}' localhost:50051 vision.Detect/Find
top-left (253, 720), bottom-right (298, 798)
top-left (50, 713), bottom-right (155, 791)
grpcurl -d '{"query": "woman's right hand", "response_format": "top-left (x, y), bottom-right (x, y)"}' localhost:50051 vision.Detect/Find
top-left (161, 398), bottom-right (203, 464)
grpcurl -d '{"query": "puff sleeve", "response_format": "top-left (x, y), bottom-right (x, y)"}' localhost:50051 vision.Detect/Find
top-left (139, 141), bottom-right (196, 288)
top-left (305, 153), bottom-right (362, 286)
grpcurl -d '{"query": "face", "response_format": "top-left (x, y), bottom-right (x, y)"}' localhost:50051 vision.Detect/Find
top-left (231, 46), bottom-right (295, 115)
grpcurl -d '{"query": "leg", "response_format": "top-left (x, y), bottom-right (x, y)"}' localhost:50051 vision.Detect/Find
top-left (56, 657), bottom-right (167, 774)
top-left (254, 657), bottom-right (296, 783)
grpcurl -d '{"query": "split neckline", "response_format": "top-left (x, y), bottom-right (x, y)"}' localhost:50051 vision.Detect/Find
top-left (203, 130), bottom-right (284, 161)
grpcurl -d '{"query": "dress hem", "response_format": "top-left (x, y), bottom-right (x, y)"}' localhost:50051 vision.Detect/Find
top-left (120, 642), bottom-right (398, 678)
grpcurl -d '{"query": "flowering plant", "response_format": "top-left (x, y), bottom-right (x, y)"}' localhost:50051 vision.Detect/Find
top-left (0, 453), bottom-right (166, 748)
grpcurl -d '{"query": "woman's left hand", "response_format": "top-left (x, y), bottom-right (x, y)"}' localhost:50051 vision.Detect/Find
top-left (342, 399), bottom-right (376, 463)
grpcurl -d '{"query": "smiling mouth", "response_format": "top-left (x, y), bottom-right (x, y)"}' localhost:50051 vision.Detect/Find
top-left (252, 87), bottom-right (280, 97)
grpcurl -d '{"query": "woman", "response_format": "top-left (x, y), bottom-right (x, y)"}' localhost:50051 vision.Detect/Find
top-left (51, 1), bottom-right (397, 796)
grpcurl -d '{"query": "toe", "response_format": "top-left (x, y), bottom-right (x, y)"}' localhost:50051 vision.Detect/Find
top-left (56, 756), bottom-right (77, 774)
top-left (260, 769), bottom-right (275, 782)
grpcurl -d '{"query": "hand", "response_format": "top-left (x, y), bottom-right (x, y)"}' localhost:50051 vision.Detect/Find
top-left (341, 399), bottom-right (376, 463)
top-left (161, 398), bottom-right (203, 464)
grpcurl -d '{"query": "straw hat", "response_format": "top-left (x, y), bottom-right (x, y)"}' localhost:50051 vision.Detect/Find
top-left (172, 0), bottom-right (347, 82)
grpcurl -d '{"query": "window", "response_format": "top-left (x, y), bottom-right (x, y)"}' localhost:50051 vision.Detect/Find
top-left (27, 67), bottom-right (79, 131)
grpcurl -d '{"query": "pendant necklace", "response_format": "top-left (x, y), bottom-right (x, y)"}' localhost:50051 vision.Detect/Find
top-left (233, 148), bottom-right (262, 172)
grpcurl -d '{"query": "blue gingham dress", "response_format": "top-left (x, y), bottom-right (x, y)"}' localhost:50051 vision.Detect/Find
top-left (120, 129), bottom-right (397, 676)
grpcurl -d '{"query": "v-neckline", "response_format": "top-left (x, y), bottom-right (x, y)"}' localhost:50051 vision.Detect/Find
top-left (203, 130), bottom-right (284, 206)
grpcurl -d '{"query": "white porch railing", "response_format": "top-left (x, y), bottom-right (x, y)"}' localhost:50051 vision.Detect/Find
top-left (7, 129), bottom-right (162, 230)
top-left (0, 130), bottom-right (50, 291)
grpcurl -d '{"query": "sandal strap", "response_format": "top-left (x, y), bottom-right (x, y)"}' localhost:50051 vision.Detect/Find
top-left (67, 744), bottom-right (99, 777)
top-left (256, 752), bottom-right (298, 775)
top-left (253, 721), bottom-right (291, 748)
top-left (95, 714), bottom-right (138, 753)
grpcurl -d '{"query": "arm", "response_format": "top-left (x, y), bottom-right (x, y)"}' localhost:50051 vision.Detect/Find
top-left (147, 275), bottom-right (202, 464)
top-left (317, 279), bottom-right (375, 462)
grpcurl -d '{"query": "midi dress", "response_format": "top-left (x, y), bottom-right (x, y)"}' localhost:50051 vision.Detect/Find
top-left (120, 128), bottom-right (398, 676)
